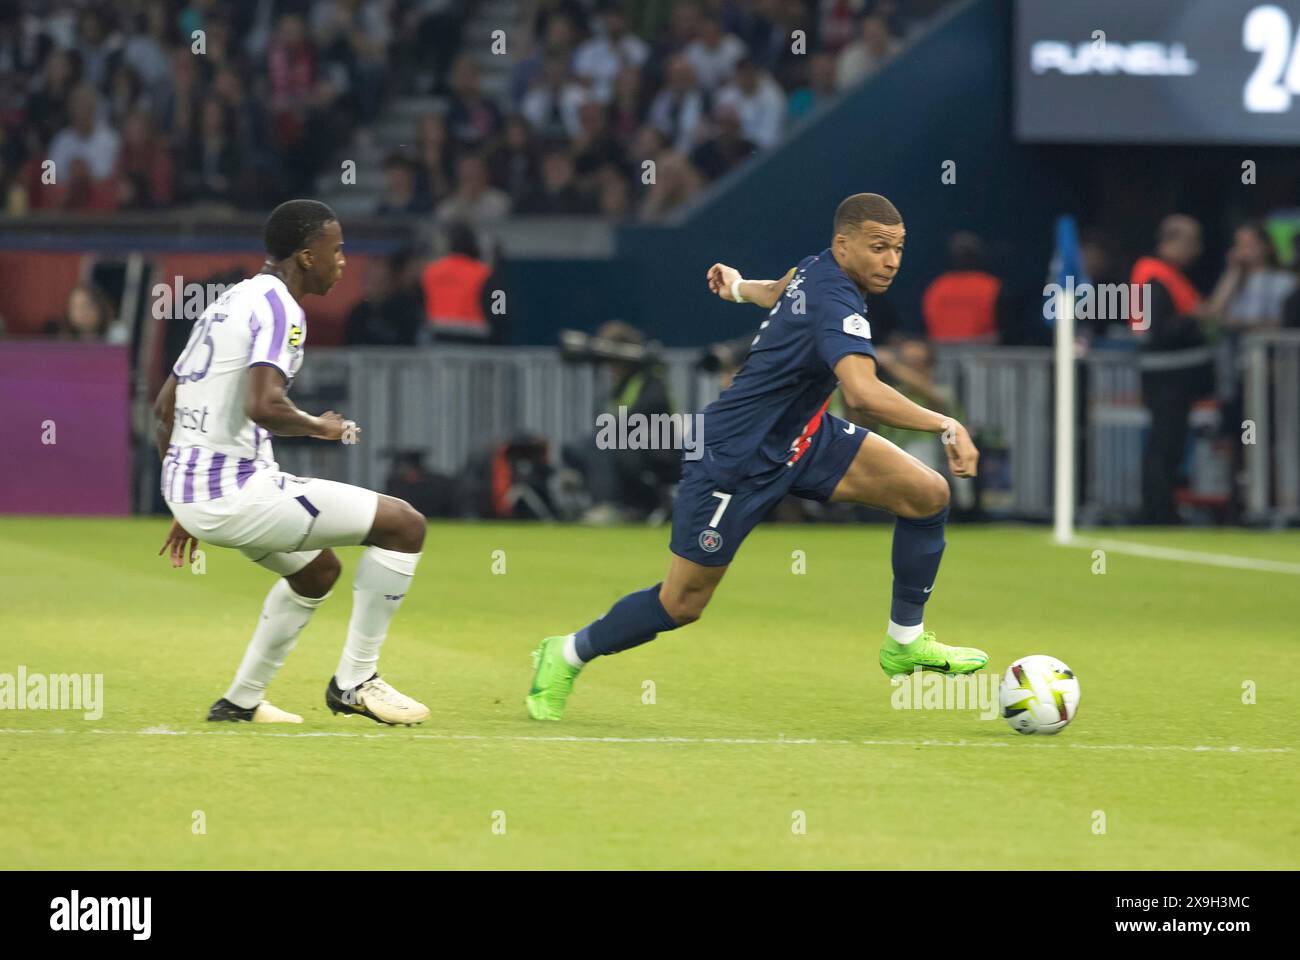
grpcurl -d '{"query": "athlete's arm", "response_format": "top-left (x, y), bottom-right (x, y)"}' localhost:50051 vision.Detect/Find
top-left (151, 374), bottom-right (198, 563)
top-left (245, 365), bottom-right (354, 440)
top-left (835, 353), bottom-right (979, 477)
top-left (706, 263), bottom-right (796, 309)
top-left (152, 374), bottom-right (177, 461)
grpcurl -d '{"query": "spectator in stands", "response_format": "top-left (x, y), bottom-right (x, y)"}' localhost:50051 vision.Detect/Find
top-left (421, 221), bottom-right (501, 343)
top-left (446, 54), bottom-right (503, 148)
top-left (1201, 220), bottom-right (1294, 502)
top-left (345, 252), bottom-right (424, 346)
top-left (311, 0), bottom-right (392, 128)
top-left (921, 232), bottom-right (1002, 344)
top-left (179, 99), bottom-right (243, 206)
top-left (521, 51), bottom-right (588, 140)
top-left (529, 0), bottom-right (591, 47)
top-left (402, 0), bottom-right (466, 94)
top-left (160, 45), bottom-right (199, 146)
top-left (119, 109), bottom-right (174, 209)
top-left (26, 48), bottom-right (79, 147)
top-left (647, 54), bottom-right (704, 153)
top-left (572, 99), bottom-right (626, 179)
top-left (1203, 221), bottom-right (1296, 331)
top-left (609, 64), bottom-right (648, 144)
top-left (684, 13), bottom-right (746, 89)
top-left (596, 163), bottom-right (632, 218)
top-left (376, 151), bottom-right (432, 215)
top-left (74, 7), bottom-right (112, 91)
top-left (836, 12), bottom-right (900, 90)
top-left (44, 86), bottom-right (120, 210)
top-left (416, 110), bottom-right (457, 205)
top-left (47, 84), bottom-right (118, 184)
top-left (45, 284), bottom-right (112, 341)
top-left (122, 4), bottom-right (174, 99)
top-left (1132, 214), bottom-right (1213, 525)
top-left (655, 0), bottom-right (705, 62)
top-left (435, 152), bottom-right (512, 228)
top-left (106, 63), bottom-right (144, 130)
top-left (714, 57), bottom-right (784, 149)
top-left (512, 8), bottom-right (581, 104)
top-left (787, 51), bottom-right (837, 121)
top-left (689, 102), bottom-right (756, 180)
top-left (573, 4), bottom-right (651, 103)
top-left (518, 146), bottom-right (599, 214)
top-left (266, 13), bottom-right (316, 151)
top-left (487, 113), bottom-right (541, 199)
top-left (819, 0), bottom-right (864, 53)
top-left (634, 124), bottom-right (701, 220)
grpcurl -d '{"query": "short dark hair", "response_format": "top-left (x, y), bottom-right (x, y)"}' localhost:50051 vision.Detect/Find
top-left (264, 199), bottom-right (338, 261)
top-left (833, 193), bottom-right (901, 235)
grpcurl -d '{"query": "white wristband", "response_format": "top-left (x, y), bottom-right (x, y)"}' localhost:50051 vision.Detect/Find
top-left (730, 277), bottom-right (748, 304)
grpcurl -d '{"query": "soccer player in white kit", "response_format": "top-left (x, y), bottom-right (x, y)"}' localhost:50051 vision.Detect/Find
top-left (153, 200), bottom-right (430, 725)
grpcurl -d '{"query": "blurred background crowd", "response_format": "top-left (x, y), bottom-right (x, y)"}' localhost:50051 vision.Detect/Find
top-left (0, 0), bottom-right (952, 219)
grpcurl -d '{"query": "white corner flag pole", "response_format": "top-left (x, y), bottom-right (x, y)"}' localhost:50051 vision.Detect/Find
top-left (1053, 286), bottom-right (1076, 545)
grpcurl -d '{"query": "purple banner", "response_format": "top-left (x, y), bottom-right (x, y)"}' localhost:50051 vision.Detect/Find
top-left (0, 342), bottom-right (131, 515)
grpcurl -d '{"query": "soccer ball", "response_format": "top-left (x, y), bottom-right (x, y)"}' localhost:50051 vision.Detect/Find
top-left (1000, 655), bottom-right (1080, 735)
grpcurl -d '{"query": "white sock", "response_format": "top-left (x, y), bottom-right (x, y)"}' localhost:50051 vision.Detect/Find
top-left (562, 634), bottom-right (585, 669)
top-left (887, 620), bottom-right (924, 644)
top-left (226, 580), bottom-right (329, 709)
top-left (335, 547), bottom-right (420, 690)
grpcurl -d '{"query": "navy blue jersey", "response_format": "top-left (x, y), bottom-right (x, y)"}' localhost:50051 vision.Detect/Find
top-left (700, 248), bottom-right (876, 487)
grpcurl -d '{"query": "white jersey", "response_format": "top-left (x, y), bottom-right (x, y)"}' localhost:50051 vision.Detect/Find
top-left (161, 274), bottom-right (307, 504)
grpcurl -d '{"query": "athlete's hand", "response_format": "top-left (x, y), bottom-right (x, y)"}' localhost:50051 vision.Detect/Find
top-left (706, 263), bottom-right (742, 301)
top-left (158, 519), bottom-right (199, 569)
top-left (313, 411), bottom-right (358, 442)
top-left (941, 420), bottom-right (979, 478)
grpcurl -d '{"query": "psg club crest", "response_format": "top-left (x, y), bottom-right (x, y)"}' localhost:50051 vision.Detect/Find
top-left (698, 528), bottom-right (723, 553)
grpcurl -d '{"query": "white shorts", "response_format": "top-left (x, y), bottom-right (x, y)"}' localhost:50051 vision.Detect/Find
top-left (169, 470), bottom-right (380, 576)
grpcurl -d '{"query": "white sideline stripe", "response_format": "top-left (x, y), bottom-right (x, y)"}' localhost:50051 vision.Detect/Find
top-left (0, 727), bottom-right (1290, 753)
top-left (1064, 536), bottom-right (1300, 575)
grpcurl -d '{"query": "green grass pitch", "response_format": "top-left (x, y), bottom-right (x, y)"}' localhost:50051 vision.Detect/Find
top-left (2, 518), bottom-right (1297, 869)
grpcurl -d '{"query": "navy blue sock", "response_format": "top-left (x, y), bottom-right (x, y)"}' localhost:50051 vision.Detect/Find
top-left (574, 583), bottom-right (679, 661)
top-left (890, 506), bottom-right (948, 626)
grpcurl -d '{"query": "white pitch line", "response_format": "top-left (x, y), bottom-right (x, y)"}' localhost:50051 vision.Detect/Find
top-left (0, 727), bottom-right (1290, 753)
top-left (1063, 536), bottom-right (1300, 575)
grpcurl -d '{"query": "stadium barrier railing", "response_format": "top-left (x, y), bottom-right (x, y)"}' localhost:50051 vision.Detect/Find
top-left (124, 336), bottom-right (1293, 524)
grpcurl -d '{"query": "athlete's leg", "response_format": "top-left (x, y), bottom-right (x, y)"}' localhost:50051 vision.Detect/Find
top-left (830, 432), bottom-right (949, 637)
top-left (527, 454), bottom-right (776, 719)
top-left (827, 431), bottom-right (983, 675)
top-left (829, 431), bottom-right (950, 517)
top-left (334, 494), bottom-right (426, 692)
top-left (221, 549), bottom-right (340, 714)
top-left (525, 553), bottom-right (726, 721)
top-left (245, 477), bottom-right (429, 723)
top-left (659, 554), bottom-right (728, 626)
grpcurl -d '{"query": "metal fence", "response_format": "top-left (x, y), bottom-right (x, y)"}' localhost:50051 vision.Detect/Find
top-left (275, 347), bottom-right (721, 494)
top-left (1243, 330), bottom-right (1300, 524)
top-left (263, 336), bottom-right (1297, 524)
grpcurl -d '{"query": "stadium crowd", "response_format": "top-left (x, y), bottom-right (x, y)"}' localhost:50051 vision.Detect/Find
top-left (0, 0), bottom-right (953, 219)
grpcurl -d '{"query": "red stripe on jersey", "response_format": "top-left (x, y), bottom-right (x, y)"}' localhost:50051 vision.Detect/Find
top-left (785, 397), bottom-right (831, 467)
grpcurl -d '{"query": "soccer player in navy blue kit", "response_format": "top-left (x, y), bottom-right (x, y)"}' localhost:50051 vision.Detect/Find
top-left (527, 193), bottom-right (988, 720)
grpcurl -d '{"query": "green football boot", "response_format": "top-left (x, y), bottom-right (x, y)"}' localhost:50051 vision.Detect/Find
top-left (879, 631), bottom-right (987, 678)
top-left (526, 635), bottom-right (582, 720)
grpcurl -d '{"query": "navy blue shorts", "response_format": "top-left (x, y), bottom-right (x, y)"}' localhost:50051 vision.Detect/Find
top-left (670, 414), bottom-right (869, 566)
